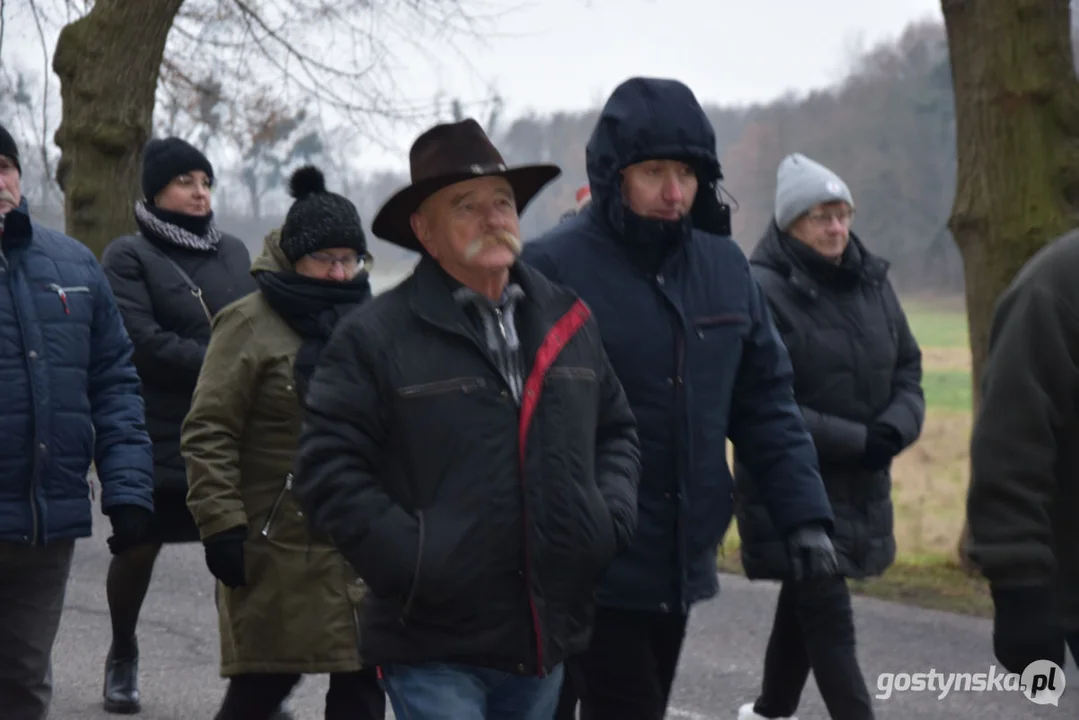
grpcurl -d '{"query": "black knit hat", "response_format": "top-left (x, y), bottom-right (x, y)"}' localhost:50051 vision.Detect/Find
top-left (0, 123), bottom-right (21, 174)
top-left (141, 137), bottom-right (214, 201)
top-left (280, 166), bottom-right (367, 264)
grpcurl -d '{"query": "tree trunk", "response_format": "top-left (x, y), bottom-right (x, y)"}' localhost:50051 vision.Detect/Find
top-left (53, 0), bottom-right (185, 257)
top-left (941, 0), bottom-right (1079, 571)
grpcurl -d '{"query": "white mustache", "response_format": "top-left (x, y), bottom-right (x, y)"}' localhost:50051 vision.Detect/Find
top-left (464, 230), bottom-right (522, 260)
top-left (0, 191), bottom-right (16, 205)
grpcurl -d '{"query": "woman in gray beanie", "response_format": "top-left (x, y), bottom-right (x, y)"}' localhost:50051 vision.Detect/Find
top-left (734, 154), bottom-right (925, 720)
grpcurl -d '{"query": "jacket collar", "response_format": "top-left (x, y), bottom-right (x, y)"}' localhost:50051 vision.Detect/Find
top-left (1, 197), bottom-right (34, 250)
top-left (750, 221), bottom-right (889, 300)
top-left (407, 254), bottom-right (576, 370)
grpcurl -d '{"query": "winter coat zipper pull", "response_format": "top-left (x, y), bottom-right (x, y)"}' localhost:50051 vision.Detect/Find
top-left (49, 284), bottom-right (70, 314)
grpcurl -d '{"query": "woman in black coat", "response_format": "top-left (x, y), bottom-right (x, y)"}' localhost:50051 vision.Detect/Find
top-left (735, 154), bottom-right (925, 720)
top-left (99, 137), bottom-right (257, 714)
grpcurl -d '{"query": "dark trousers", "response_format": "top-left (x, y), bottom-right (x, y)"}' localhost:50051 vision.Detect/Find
top-left (752, 576), bottom-right (873, 720)
top-left (556, 606), bottom-right (689, 720)
top-left (214, 667), bottom-right (385, 720)
top-left (0, 539), bottom-right (76, 720)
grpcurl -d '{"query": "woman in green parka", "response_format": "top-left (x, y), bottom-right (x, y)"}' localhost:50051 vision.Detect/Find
top-left (181, 166), bottom-right (384, 720)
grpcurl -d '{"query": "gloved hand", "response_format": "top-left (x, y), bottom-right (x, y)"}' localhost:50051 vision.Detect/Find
top-left (106, 505), bottom-right (154, 555)
top-left (863, 422), bottom-right (902, 471)
top-left (203, 526), bottom-right (248, 589)
top-left (787, 523), bottom-right (838, 582)
top-left (990, 584), bottom-right (1066, 673)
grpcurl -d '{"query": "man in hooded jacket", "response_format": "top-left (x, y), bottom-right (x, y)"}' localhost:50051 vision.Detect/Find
top-left (521, 77), bottom-right (837, 720)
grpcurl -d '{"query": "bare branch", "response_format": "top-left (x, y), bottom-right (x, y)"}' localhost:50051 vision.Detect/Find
top-left (26, 0), bottom-right (56, 201)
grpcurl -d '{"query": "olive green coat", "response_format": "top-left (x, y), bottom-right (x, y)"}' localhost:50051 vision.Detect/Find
top-left (181, 230), bottom-right (365, 676)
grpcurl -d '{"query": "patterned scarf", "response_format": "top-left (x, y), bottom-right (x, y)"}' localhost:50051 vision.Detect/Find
top-left (134, 200), bottom-right (221, 251)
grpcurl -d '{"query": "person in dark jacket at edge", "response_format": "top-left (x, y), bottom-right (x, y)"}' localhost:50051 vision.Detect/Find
top-left (0, 123), bottom-right (156, 720)
top-left (733, 154), bottom-right (925, 720)
top-left (965, 227), bottom-right (1079, 677)
top-left (521, 77), bottom-right (838, 720)
top-left (99, 137), bottom-right (257, 714)
top-left (292, 118), bottom-right (642, 720)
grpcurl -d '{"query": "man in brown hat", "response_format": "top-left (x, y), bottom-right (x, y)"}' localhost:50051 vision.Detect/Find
top-left (292, 118), bottom-right (642, 719)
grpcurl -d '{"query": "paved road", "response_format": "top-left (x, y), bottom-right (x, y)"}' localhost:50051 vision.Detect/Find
top-left (49, 508), bottom-right (1077, 719)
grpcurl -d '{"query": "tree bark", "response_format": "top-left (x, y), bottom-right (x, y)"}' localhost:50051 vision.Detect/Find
top-left (53, 0), bottom-right (186, 257)
top-left (941, 0), bottom-right (1079, 570)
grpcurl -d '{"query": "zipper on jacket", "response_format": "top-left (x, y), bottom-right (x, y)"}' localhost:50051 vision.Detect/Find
top-left (46, 283), bottom-right (90, 315)
top-left (495, 307), bottom-right (508, 340)
top-left (260, 473), bottom-right (293, 538)
top-left (30, 442), bottom-right (43, 544)
top-left (398, 377), bottom-right (486, 398)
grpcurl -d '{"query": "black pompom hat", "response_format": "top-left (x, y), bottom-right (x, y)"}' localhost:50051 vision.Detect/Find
top-left (279, 166), bottom-right (368, 264)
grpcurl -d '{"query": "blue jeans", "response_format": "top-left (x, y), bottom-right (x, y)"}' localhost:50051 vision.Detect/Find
top-left (380, 662), bottom-right (563, 720)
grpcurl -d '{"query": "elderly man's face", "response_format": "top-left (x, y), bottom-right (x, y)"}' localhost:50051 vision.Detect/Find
top-left (0, 156), bottom-right (21, 215)
top-left (411, 175), bottom-right (522, 274)
top-left (621, 159), bottom-right (698, 220)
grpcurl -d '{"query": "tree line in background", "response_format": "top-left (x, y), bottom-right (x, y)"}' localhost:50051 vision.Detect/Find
top-left (5, 7), bottom-right (1079, 293)
top-left (0, 15), bottom-right (1019, 291)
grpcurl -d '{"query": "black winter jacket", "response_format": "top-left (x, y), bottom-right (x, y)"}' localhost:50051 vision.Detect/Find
top-left (101, 228), bottom-right (255, 492)
top-left (734, 223), bottom-right (924, 579)
top-left (293, 256), bottom-right (641, 677)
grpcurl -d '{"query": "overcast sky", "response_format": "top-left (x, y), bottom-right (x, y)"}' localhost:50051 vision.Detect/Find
top-left (1, 0), bottom-right (944, 173)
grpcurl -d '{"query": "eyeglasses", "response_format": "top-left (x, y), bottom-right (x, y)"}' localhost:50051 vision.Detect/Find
top-left (307, 251), bottom-right (372, 272)
top-left (806, 209), bottom-right (854, 227)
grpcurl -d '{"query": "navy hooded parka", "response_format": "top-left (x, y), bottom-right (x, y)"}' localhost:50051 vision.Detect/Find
top-left (522, 77), bottom-right (834, 613)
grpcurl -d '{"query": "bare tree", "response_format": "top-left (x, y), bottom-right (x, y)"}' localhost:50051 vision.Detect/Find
top-left (25, 0), bottom-right (502, 255)
top-left (941, 0), bottom-right (1079, 569)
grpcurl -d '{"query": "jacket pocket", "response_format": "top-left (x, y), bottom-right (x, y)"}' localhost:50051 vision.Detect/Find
top-left (692, 312), bottom-right (749, 339)
top-left (400, 509), bottom-right (426, 621)
top-left (44, 283), bottom-right (92, 319)
top-left (260, 473), bottom-right (293, 539)
top-left (398, 506), bottom-right (488, 624)
top-left (546, 366), bottom-right (597, 382)
top-left (397, 377), bottom-right (487, 399)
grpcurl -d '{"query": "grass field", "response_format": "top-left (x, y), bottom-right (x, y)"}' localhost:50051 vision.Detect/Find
top-left (719, 296), bottom-right (994, 616)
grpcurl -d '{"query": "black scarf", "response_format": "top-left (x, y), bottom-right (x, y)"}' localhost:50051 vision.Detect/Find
top-left (621, 208), bottom-right (693, 274)
top-left (781, 229), bottom-right (864, 289)
top-left (255, 270), bottom-right (373, 398)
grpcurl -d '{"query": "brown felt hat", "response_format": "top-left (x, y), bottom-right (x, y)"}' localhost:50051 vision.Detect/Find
top-left (371, 118), bottom-right (561, 252)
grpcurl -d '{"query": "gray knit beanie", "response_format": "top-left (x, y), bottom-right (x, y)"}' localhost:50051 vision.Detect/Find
top-left (774, 153), bottom-right (853, 231)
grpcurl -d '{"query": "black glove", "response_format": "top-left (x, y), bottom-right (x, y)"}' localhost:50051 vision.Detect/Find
top-left (787, 523), bottom-right (839, 582)
top-left (106, 505), bottom-right (154, 555)
top-left (203, 526), bottom-right (248, 589)
top-left (863, 422), bottom-right (901, 471)
top-left (990, 584), bottom-right (1066, 673)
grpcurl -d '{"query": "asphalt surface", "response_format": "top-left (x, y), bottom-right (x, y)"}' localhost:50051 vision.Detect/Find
top-left (44, 502), bottom-right (1076, 720)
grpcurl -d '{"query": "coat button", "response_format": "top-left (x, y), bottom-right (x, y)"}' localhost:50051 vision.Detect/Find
top-left (28, 350), bottom-right (38, 360)
top-left (666, 377), bottom-right (674, 386)
top-left (656, 275), bottom-right (665, 286)
top-left (39, 443), bottom-right (47, 453)
top-left (517, 663), bottom-right (526, 673)
top-left (659, 602), bottom-right (669, 612)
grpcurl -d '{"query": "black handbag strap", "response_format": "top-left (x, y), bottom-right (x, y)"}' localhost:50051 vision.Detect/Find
top-left (138, 237), bottom-right (213, 323)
